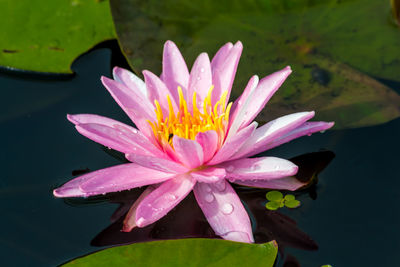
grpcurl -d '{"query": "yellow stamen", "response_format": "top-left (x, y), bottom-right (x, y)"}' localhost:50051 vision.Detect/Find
top-left (149, 86), bottom-right (232, 149)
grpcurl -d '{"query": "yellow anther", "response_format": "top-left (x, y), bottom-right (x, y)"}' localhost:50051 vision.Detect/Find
top-left (149, 85), bottom-right (232, 149)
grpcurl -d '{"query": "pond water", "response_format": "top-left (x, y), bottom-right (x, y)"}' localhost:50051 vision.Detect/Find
top-left (2, 43), bottom-right (400, 266)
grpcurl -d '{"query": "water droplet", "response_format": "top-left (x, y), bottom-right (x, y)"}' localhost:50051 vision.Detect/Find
top-left (226, 165), bottom-right (235, 172)
top-left (132, 129), bottom-right (138, 134)
top-left (204, 184), bottom-right (212, 192)
top-left (221, 203), bottom-right (234, 215)
top-left (205, 193), bottom-right (214, 203)
top-left (200, 67), bottom-right (205, 73)
top-left (274, 165), bottom-right (280, 170)
top-left (214, 180), bottom-right (226, 192)
top-left (165, 193), bottom-right (177, 201)
top-left (251, 164), bottom-right (260, 171)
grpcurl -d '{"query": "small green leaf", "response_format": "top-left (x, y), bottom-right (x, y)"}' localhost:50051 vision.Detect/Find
top-left (265, 201), bottom-right (280, 211)
top-left (62, 239), bottom-right (278, 267)
top-left (266, 191), bottom-right (283, 201)
top-left (285, 199), bottom-right (301, 209)
top-left (284, 194), bottom-right (295, 201)
top-left (321, 265), bottom-right (333, 267)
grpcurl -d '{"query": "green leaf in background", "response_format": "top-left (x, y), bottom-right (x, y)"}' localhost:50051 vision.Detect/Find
top-left (62, 239), bottom-right (278, 267)
top-left (110, 0), bottom-right (400, 129)
top-left (266, 191), bottom-right (283, 202)
top-left (0, 0), bottom-right (116, 73)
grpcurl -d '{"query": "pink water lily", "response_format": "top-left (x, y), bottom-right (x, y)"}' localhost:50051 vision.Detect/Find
top-left (53, 41), bottom-right (334, 243)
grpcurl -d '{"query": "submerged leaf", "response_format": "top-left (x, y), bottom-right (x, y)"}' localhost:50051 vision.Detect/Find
top-left (111, 0), bottom-right (400, 129)
top-left (0, 0), bottom-right (116, 73)
top-left (62, 239), bottom-right (278, 267)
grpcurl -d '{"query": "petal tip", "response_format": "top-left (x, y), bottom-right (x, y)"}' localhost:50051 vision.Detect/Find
top-left (66, 114), bottom-right (77, 125)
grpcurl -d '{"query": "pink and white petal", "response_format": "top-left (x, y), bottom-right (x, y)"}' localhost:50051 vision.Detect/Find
top-left (79, 164), bottom-right (175, 196)
top-left (67, 114), bottom-right (134, 128)
top-left (113, 67), bottom-right (147, 97)
top-left (126, 153), bottom-right (189, 174)
top-left (237, 66), bottom-right (293, 130)
top-left (195, 130), bottom-right (218, 163)
top-left (264, 121), bottom-right (335, 151)
top-left (233, 177), bottom-right (306, 191)
top-left (53, 163), bottom-right (174, 198)
top-left (211, 42), bottom-right (233, 70)
top-left (172, 136), bottom-right (204, 168)
top-left (211, 41), bottom-right (243, 106)
top-left (101, 76), bottom-right (156, 136)
top-left (193, 180), bottom-right (254, 243)
top-left (70, 116), bottom-right (164, 157)
top-left (162, 41), bottom-right (190, 102)
top-left (231, 111), bottom-right (315, 160)
top-left (207, 122), bottom-right (257, 165)
top-left (228, 75), bottom-right (259, 126)
top-left (143, 70), bottom-right (179, 114)
top-left (219, 157), bottom-right (298, 180)
top-left (75, 123), bottom-right (139, 154)
top-left (135, 174), bottom-right (195, 227)
top-left (123, 185), bottom-right (157, 232)
top-left (188, 53), bottom-right (212, 107)
top-left (191, 167), bottom-right (226, 183)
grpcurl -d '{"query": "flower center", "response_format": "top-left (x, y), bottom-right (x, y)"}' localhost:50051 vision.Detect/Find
top-left (148, 86), bottom-right (232, 149)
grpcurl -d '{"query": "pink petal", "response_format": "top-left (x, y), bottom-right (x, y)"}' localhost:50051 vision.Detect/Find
top-left (123, 185), bottom-right (156, 232)
top-left (193, 180), bottom-right (254, 243)
top-left (188, 53), bottom-right (212, 107)
top-left (69, 115), bottom-right (164, 157)
top-left (101, 76), bottom-right (156, 138)
top-left (228, 75), bottom-right (259, 131)
top-left (211, 41), bottom-right (243, 106)
top-left (236, 66), bottom-right (292, 130)
top-left (53, 163), bottom-right (174, 198)
top-left (113, 67), bottom-right (147, 97)
top-left (264, 121), bottom-right (335, 151)
top-left (207, 122), bottom-right (257, 165)
top-left (162, 41), bottom-right (190, 102)
top-left (135, 174), bottom-right (195, 227)
top-left (195, 130), bottom-right (218, 163)
top-left (125, 153), bottom-right (189, 174)
top-left (143, 70), bottom-right (179, 115)
top-left (211, 42), bottom-right (233, 71)
top-left (233, 177), bottom-right (306, 191)
top-left (172, 136), bottom-right (204, 168)
top-left (219, 157), bottom-right (298, 180)
top-left (191, 167), bottom-right (226, 183)
top-left (74, 123), bottom-right (138, 154)
top-left (231, 111), bottom-right (315, 160)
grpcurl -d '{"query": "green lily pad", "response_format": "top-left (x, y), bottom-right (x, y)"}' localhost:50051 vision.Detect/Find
top-left (284, 194), bottom-right (295, 201)
top-left (62, 239), bottom-right (278, 267)
top-left (266, 191), bottom-right (283, 201)
top-left (0, 0), bottom-right (116, 73)
top-left (285, 199), bottom-right (301, 209)
top-left (265, 201), bottom-right (281, 211)
top-left (110, 0), bottom-right (400, 129)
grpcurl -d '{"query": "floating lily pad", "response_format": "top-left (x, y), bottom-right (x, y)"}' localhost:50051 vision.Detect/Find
top-left (110, 0), bottom-right (400, 129)
top-left (62, 239), bottom-right (278, 267)
top-left (0, 0), bottom-right (116, 73)
top-left (285, 199), bottom-right (301, 209)
top-left (266, 201), bottom-right (281, 211)
top-left (266, 191), bottom-right (283, 201)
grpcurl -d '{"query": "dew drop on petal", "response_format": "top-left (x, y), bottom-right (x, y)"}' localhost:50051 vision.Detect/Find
top-left (204, 193), bottom-right (215, 203)
top-left (274, 165), bottom-right (280, 170)
top-left (221, 203), bottom-right (234, 215)
top-left (204, 184), bottom-right (212, 192)
top-left (214, 180), bottom-right (226, 192)
top-left (226, 166), bottom-right (235, 172)
top-left (251, 164), bottom-right (260, 171)
top-left (200, 67), bottom-right (205, 73)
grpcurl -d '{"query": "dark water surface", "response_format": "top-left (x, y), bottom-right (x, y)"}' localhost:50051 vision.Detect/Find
top-left (1, 46), bottom-right (399, 266)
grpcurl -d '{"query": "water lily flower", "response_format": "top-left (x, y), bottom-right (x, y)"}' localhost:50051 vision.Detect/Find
top-left (53, 41), bottom-right (333, 243)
